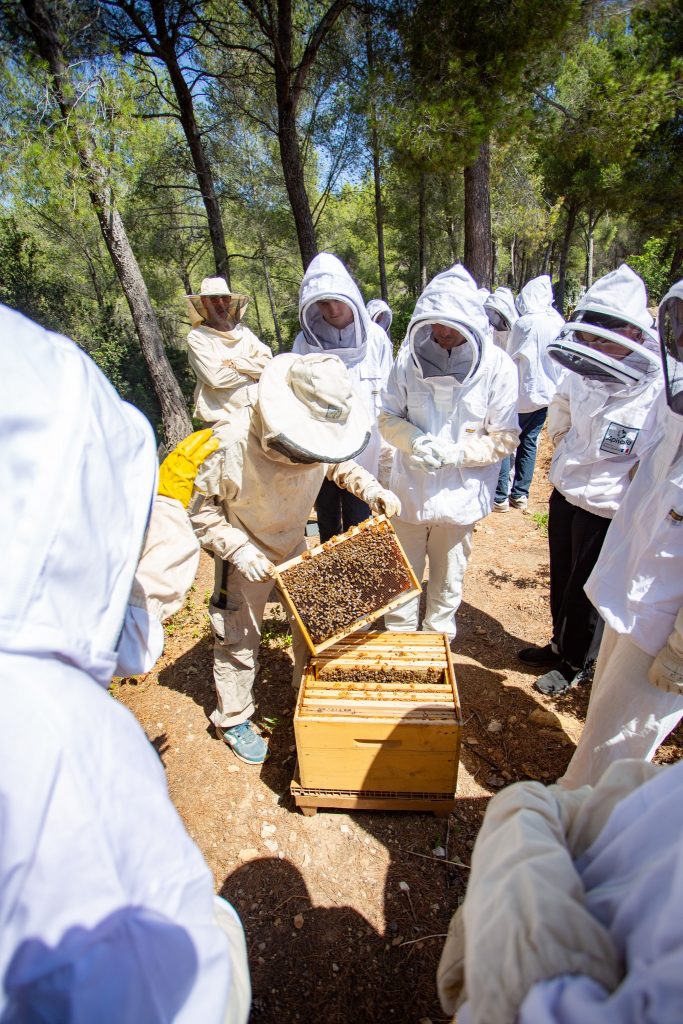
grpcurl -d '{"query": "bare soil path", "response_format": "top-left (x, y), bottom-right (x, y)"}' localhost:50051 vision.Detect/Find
top-left (116, 435), bottom-right (682, 1023)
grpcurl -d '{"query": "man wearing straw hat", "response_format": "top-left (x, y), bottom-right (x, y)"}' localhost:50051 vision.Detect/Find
top-left (190, 352), bottom-right (401, 765)
top-left (186, 276), bottom-right (272, 423)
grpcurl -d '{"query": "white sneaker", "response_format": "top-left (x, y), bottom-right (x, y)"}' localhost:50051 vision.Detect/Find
top-left (510, 496), bottom-right (528, 510)
top-left (493, 500), bottom-right (510, 513)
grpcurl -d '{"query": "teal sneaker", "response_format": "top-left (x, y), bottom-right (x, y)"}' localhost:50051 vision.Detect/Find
top-left (221, 721), bottom-right (269, 764)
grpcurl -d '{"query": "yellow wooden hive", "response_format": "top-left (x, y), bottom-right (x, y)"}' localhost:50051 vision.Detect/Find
top-left (291, 631), bottom-right (462, 817)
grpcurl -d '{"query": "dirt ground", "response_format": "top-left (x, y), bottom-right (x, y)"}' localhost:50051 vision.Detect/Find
top-left (116, 435), bottom-right (682, 1023)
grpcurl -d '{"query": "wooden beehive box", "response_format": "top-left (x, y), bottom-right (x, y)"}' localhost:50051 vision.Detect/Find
top-left (274, 516), bottom-right (422, 655)
top-left (291, 632), bottom-right (462, 817)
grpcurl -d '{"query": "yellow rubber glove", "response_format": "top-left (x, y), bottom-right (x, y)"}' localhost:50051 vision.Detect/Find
top-left (157, 428), bottom-right (219, 508)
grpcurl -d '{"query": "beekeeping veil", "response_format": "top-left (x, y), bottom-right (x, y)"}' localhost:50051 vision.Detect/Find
top-left (548, 264), bottom-right (660, 387)
top-left (0, 304), bottom-right (160, 686)
top-left (257, 352), bottom-right (371, 464)
top-left (186, 276), bottom-right (249, 329)
top-left (367, 298), bottom-right (393, 332)
top-left (658, 280), bottom-right (683, 416)
top-left (407, 263), bottom-right (489, 385)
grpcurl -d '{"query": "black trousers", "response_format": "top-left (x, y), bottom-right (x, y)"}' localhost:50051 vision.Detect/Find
top-left (315, 476), bottom-right (371, 543)
top-left (548, 488), bottom-right (611, 669)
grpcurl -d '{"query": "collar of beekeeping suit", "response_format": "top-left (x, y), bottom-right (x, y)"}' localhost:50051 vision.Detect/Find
top-left (257, 353), bottom-right (371, 464)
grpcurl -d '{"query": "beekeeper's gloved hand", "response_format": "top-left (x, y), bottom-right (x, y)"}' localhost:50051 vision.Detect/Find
top-left (365, 485), bottom-right (402, 518)
top-left (158, 428), bottom-right (219, 508)
top-left (411, 434), bottom-right (459, 471)
top-left (232, 541), bottom-right (276, 583)
top-left (648, 639), bottom-right (683, 693)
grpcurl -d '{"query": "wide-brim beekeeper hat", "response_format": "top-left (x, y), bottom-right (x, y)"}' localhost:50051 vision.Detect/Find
top-left (186, 276), bottom-right (249, 328)
top-left (258, 353), bottom-right (371, 463)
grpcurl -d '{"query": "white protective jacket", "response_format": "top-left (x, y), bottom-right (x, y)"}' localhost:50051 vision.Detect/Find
top-left (509, 275), bottom-right (565, 412)
top-left (187, 323), bottom-right (272, 423)
top-left (379, 264), bottom-right (519, 527)
top-left (437, 758), bottom-right (683, 1024)
top-left (190, 384), bottom-right (381, 565)
top-left (585, 391), bottom-right (683, 658)
top-left (292, 253), bottom-right (393, 476)
top-left (0, 306), bottom-right (239, 1022)
top-left (547, 362), bottom-right (663, 518)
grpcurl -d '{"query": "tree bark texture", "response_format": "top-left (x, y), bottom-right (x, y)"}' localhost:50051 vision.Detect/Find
top-left (557, 200), bottom-right (578, 315)
top-left (22, 0), bottom-right (192, 447)
top-left (366, 23), bottom-right (387, 301)
top-left (418, 172), bottom-right (427, 291)
top-left (463, 139), bottom-right (492, 289)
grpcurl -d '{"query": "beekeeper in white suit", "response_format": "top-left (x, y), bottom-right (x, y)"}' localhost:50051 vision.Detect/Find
top-left (0, 305), bottom-right (250, 1022)
top-left (484, 285), bottom-right (518, 350)
top-left (437, 755), bottom-right (683, 1024)
top-left (367, 297), bottom-right (393, 338)
top-left (185, 277), bottom-right (272, 423)
top-left (189, 352), bottom-right (400, 765)
top-left (494, 275), bottom-right (565, 511)
top-left (558, 279), bottom-right (683, 788)
top-left (519, 265), bottom-right (664, 696)
top-left (293, 253), bottom-right (393, 541)
top-left (378, 263), bottom-right (519, 640)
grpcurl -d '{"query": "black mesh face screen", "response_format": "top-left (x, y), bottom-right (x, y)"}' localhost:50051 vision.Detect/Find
top-left (659, 298), bottom-right (683, 414)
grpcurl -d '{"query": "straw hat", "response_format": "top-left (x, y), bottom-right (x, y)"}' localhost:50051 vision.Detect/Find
top-left (186, 277), bottom-right (249, 328)
top-left (258, 353), bottom-right (371, 464)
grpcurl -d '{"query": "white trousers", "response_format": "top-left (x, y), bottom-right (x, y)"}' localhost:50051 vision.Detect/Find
top-left (210, 552), bottom-right (308, 730)
top-left (384, 519), bottom-right (473, 639)
top-left (213, 897), bottom-right (251, 1024)
top-left (558, 625), bottom-right (683, 789)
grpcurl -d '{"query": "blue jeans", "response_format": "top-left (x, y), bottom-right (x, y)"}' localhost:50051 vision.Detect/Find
top-left (496, 407), bottom-right (547, 502)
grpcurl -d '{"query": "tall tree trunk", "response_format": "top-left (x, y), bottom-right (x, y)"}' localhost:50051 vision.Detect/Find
top-left (586, 229), bottom-right (594, 289)
top-left (22, 0), bottom-right (192, 447)
top-left (277, 101), bottom-right (318, 270)
top-left (557, 200), bottom-right (578, 315)
top-left (261, 243), bottom-right (284, 353)
top-left (418, 172), bottom-right (427, 291)
top-left (463, 139), bottom-right (492, 289)
top-left (164, 59), bottom-right (231, 286)
top-left (366, 22), bottom-right (387, 301)
top-left (509, 233), bottom-right (516, 288)
top-left (491, 237), bottom-right (498, 287)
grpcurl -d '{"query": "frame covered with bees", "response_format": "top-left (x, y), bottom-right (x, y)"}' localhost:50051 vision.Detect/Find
top-left (274, 515), bottom-right (422, 655)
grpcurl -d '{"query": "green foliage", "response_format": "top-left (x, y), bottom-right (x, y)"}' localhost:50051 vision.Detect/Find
top-left (626, 238), bottom-right (671, 304)
top-left (531, 510), bottom-right (549, 536)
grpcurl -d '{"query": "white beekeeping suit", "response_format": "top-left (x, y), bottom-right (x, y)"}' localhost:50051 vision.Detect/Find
top-left (0, 304), bottom-right (249, 1024)
top-left (367, 297), bottom-right (393, 336)
top-left (547, 263), bottom-right (663, 517)
top-left (558, 279), bottom-right (683, 787)
top-left (484, 286), bottom-right (518, 350)
top-left (510, 274), bottom-right (565, 411)
top-left (379, 263), bottom-right (519, 639)
top-left (293, 253), bottom-right (393, 477)
top-left (437, 757), bottom-right (683, 1024)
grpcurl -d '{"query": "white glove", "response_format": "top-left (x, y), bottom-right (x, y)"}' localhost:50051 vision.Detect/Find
top-left (231, 541), bottom-right (276, 583)
top-left (411, 434), bottom-right (459, 470)
top-left (365, 486), bottom-right (401, 518)
top-left (648, 640), bottom-right (683, 693)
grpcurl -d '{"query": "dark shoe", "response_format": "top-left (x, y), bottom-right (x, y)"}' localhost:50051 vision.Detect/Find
top-left (518, 642), bottom-right (562, 667)
top-left (534, 661), bottom-right (580, 696)
top-left (571, 659), bottom-right (595, 688)
top-left (220, 720), bottom-right (269, 764)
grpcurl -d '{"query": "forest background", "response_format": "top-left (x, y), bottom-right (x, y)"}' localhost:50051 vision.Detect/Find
top-left (1, 0), bottom-right (681, 445)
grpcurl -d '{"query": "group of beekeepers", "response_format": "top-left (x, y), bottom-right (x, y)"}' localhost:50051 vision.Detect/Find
top-left (1, 245), bottom-right (682, 1020)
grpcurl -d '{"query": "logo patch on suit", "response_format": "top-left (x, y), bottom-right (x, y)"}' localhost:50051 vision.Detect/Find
top-left (600, 421), bottom-right (639, 456)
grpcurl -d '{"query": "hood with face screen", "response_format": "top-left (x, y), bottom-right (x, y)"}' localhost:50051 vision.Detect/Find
top-left (548, 264), bottom-right (661, 389)
top-left (407, 264), bottom-right (488, 386)
top-left (0, 305), bottom-right (159, 686)
top-left (658, 280), bottom-right (683, 417)
top-left (298, 252), bottom-right (370, 354)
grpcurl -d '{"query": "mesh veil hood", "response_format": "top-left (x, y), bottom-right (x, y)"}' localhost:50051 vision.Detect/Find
top-left (299, 252), bottom-right (370, 353)
top-left (515, 275), bottom-right (557, 316)
top-left (0, 306), bottom-right (158, 685)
